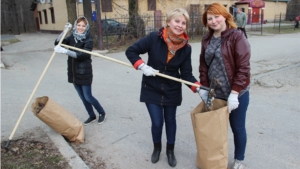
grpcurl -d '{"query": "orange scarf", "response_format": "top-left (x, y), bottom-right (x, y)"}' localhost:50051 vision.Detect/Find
top-left (162, 27), bottom-right (188, 63)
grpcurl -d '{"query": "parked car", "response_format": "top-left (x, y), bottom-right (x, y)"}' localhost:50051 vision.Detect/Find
top-left (101, 19), bottom-right (127, 36)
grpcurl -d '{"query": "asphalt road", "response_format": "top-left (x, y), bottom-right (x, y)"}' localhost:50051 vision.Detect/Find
top-left (1, 31), bottom-right (300, 169)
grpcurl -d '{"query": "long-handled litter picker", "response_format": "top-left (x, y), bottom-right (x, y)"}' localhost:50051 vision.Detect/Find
top-left (60, 44), bottom-right (209, 90)
top-left (3, 27), bottom-right (71, 150)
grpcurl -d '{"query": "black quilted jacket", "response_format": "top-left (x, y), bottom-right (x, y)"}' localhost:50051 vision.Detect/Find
top-left (55, 32), bottom-right (93, 85)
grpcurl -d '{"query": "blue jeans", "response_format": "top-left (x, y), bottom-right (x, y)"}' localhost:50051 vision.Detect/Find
top-left (146, 103), bottom-right (177, 144)
top-left (73, 84), bottom-right (105, 118)
top-left (229, 91), bottom-right (249, 161)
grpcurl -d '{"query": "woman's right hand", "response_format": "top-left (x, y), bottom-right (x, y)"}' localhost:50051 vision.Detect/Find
top-left (139, 63), bottom-right (158, 76)
top-left (64, 22), bottom-right (72, 30)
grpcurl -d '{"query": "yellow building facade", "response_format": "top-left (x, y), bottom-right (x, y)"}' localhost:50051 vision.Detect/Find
top-left (37, 0), bottom-right (289, 32)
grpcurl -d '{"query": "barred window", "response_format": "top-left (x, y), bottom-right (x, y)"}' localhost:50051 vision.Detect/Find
top-left (49, 7), bottom-right (55, 23)
top-left (38, 11), bottom-right (42, 24)
top-left (102, 0), bottom-right (112, 12)
top-left (148, 0), bottom-right (156, 11)
top-left (43, 9), bottom-right (48, 24)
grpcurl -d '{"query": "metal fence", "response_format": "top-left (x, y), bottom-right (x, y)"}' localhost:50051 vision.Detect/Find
top-left (274, 14), bottom-right (297, 32)
top-left (242, 13), bottom-right (298, 35)
top-left (96, 13), bottom-right (298, 50)
top-left (95, 14), bottom-right (207, 49)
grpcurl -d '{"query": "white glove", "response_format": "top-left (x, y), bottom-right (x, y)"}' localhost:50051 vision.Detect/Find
top-left (140, 63), bottom-right (158, 76)
top-left (64, 22), bottom-right (72, 30)
top-left (199, 89), bottom-right (208, 103)
top-left (227, 93), bottom-right (239, 113)
top-left (54, 45), bottom-right (68, 54)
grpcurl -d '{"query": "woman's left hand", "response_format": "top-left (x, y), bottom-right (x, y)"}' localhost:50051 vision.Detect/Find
top-left (54, 45), bottom-right (68, 54)
top-left (227, 93), bottom-right (239, 113)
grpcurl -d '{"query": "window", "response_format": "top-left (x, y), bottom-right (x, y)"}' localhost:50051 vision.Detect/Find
top-left (49, 7), bottom-right (55, 23)
top-left (148, 0), bottom-right (156, 11)
top-left (38, 11), bottom-right (42, 24)
top-left (101, 0), bottom-right (112, 12)
top-left (190, 4), bottom-right (200, 15)
top-left (204, 4), bottom-right (211, 10)
top-left (43, 9), bottom-right (48, 24)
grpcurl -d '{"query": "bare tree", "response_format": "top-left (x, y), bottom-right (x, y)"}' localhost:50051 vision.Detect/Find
top-left (82, 0), bottom-right (98, 48)
top-left (128, 0), bottom-right (145, 38)
top-left (65, 0), bottom-right (77, 25)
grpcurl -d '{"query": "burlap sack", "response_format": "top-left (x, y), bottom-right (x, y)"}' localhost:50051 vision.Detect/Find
top-left (31, 96), bottom-right (84, 143)
top-left (190, 99), bottom-right (229, 169)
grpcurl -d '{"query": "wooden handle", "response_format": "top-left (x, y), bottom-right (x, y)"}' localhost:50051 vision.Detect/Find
top-left (60, 44), bottom-right (201, 87)
top-left (8, 28), bottom-right (70, 141)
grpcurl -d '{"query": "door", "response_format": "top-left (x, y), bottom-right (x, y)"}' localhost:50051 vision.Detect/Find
top-left (252, 8), bottom-right (260, 23)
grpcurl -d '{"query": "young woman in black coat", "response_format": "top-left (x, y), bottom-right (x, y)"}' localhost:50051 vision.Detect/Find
top-left (126, 8), bottom-right (201, 167)
top-left (54, 16), bottom-right (106, 125)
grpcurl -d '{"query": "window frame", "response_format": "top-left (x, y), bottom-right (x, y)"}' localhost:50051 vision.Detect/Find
top-left (101, 0), bottom-right (112, 12)
top-left (49, 7), bottom-right (55, 23)
top-left (43, 9), bottom-right (48, 24)
top-left (38, 11), bottom-right (42, 24)
top-left (148, 0), bottom-right (156, 11)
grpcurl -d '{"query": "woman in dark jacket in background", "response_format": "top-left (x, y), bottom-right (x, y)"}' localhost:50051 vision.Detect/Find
top-left (126, 8), bottom-right (201, 167)
top-left (199, 3), bottom-right (251, 169)
top-left (54, 16), bottom-right (106, 126)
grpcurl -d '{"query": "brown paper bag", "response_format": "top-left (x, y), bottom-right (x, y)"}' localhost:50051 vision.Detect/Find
top-left (190, 99), bottom-right (229, 169)
top-left (31, 96), bottom-right (84, 143)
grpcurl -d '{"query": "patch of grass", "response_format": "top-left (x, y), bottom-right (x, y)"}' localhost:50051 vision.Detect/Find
top-left (47, 155), bottom-right (64, 164)
top-left (1, 139), bottom-right (71, 169)
top-left (1, 39), bottom-right (20, 46)
top-left (262, 25), bottom-right (300, 34)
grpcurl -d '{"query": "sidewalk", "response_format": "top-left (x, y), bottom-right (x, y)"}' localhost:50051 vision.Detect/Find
top-left (1, 32), bottom-right (300, 169)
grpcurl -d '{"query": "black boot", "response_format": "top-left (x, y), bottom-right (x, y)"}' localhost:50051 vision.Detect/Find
top-left (166, 143), bottom-right (177, 167)
top-left (151, 142), bottom-right (161, 163)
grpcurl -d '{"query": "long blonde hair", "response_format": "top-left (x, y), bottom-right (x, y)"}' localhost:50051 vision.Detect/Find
top-left (202, 3), bottom-right (237, 32)
top-left (166, 8), bottom-right (190, 30)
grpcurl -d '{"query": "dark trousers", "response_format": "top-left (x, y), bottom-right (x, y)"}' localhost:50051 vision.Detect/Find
top-left (238, 27), bottom-right (248, 39)
top-left (73, 84), bottom-right (105, 118)
top-left (146, 103), bottom-right (177, 144)
top-left (295, 21), bottom-right (299, 28)
top-left (229, 91), bottom-right (249, 161)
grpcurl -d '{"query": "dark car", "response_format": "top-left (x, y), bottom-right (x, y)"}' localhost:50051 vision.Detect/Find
top-left (101, 19), bottom-right (127, 36)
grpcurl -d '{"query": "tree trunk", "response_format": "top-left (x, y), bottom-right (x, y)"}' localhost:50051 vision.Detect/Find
top-left (65, 0), bottom-right (77, 25)
top-left (82, 0), bottom-right (98, 49)
top-left (128, 0), bottom-right (145, 38)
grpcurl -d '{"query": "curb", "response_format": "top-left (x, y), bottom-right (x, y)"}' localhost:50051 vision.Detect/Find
top-left (92, 49), bottom-right (109, 54)
top-left (43, 126), bottom-right (89, 169)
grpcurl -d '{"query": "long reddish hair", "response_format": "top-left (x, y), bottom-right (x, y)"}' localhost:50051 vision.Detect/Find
top-left (202, 3), bottom-right (237, 32)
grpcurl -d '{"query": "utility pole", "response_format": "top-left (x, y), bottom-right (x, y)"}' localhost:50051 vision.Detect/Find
top-left (96, 0), bottom-right (104, 50)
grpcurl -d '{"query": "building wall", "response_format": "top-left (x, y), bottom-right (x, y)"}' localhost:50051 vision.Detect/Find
top-left (264, 1), bottom-right (287, 21)
top-left (235, 1), bottom-right (288, 22)
top-left (37, 0), bottom-right (68, 31)
top-left (36, 0), bottom-right (288, 32)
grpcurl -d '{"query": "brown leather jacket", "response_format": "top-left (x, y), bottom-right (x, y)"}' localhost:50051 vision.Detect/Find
top-left (199, 28), bottom-right (251, 93)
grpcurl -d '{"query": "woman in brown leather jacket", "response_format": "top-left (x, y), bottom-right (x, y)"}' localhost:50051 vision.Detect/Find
top-left (199, 3), bottom-right (251, 169)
